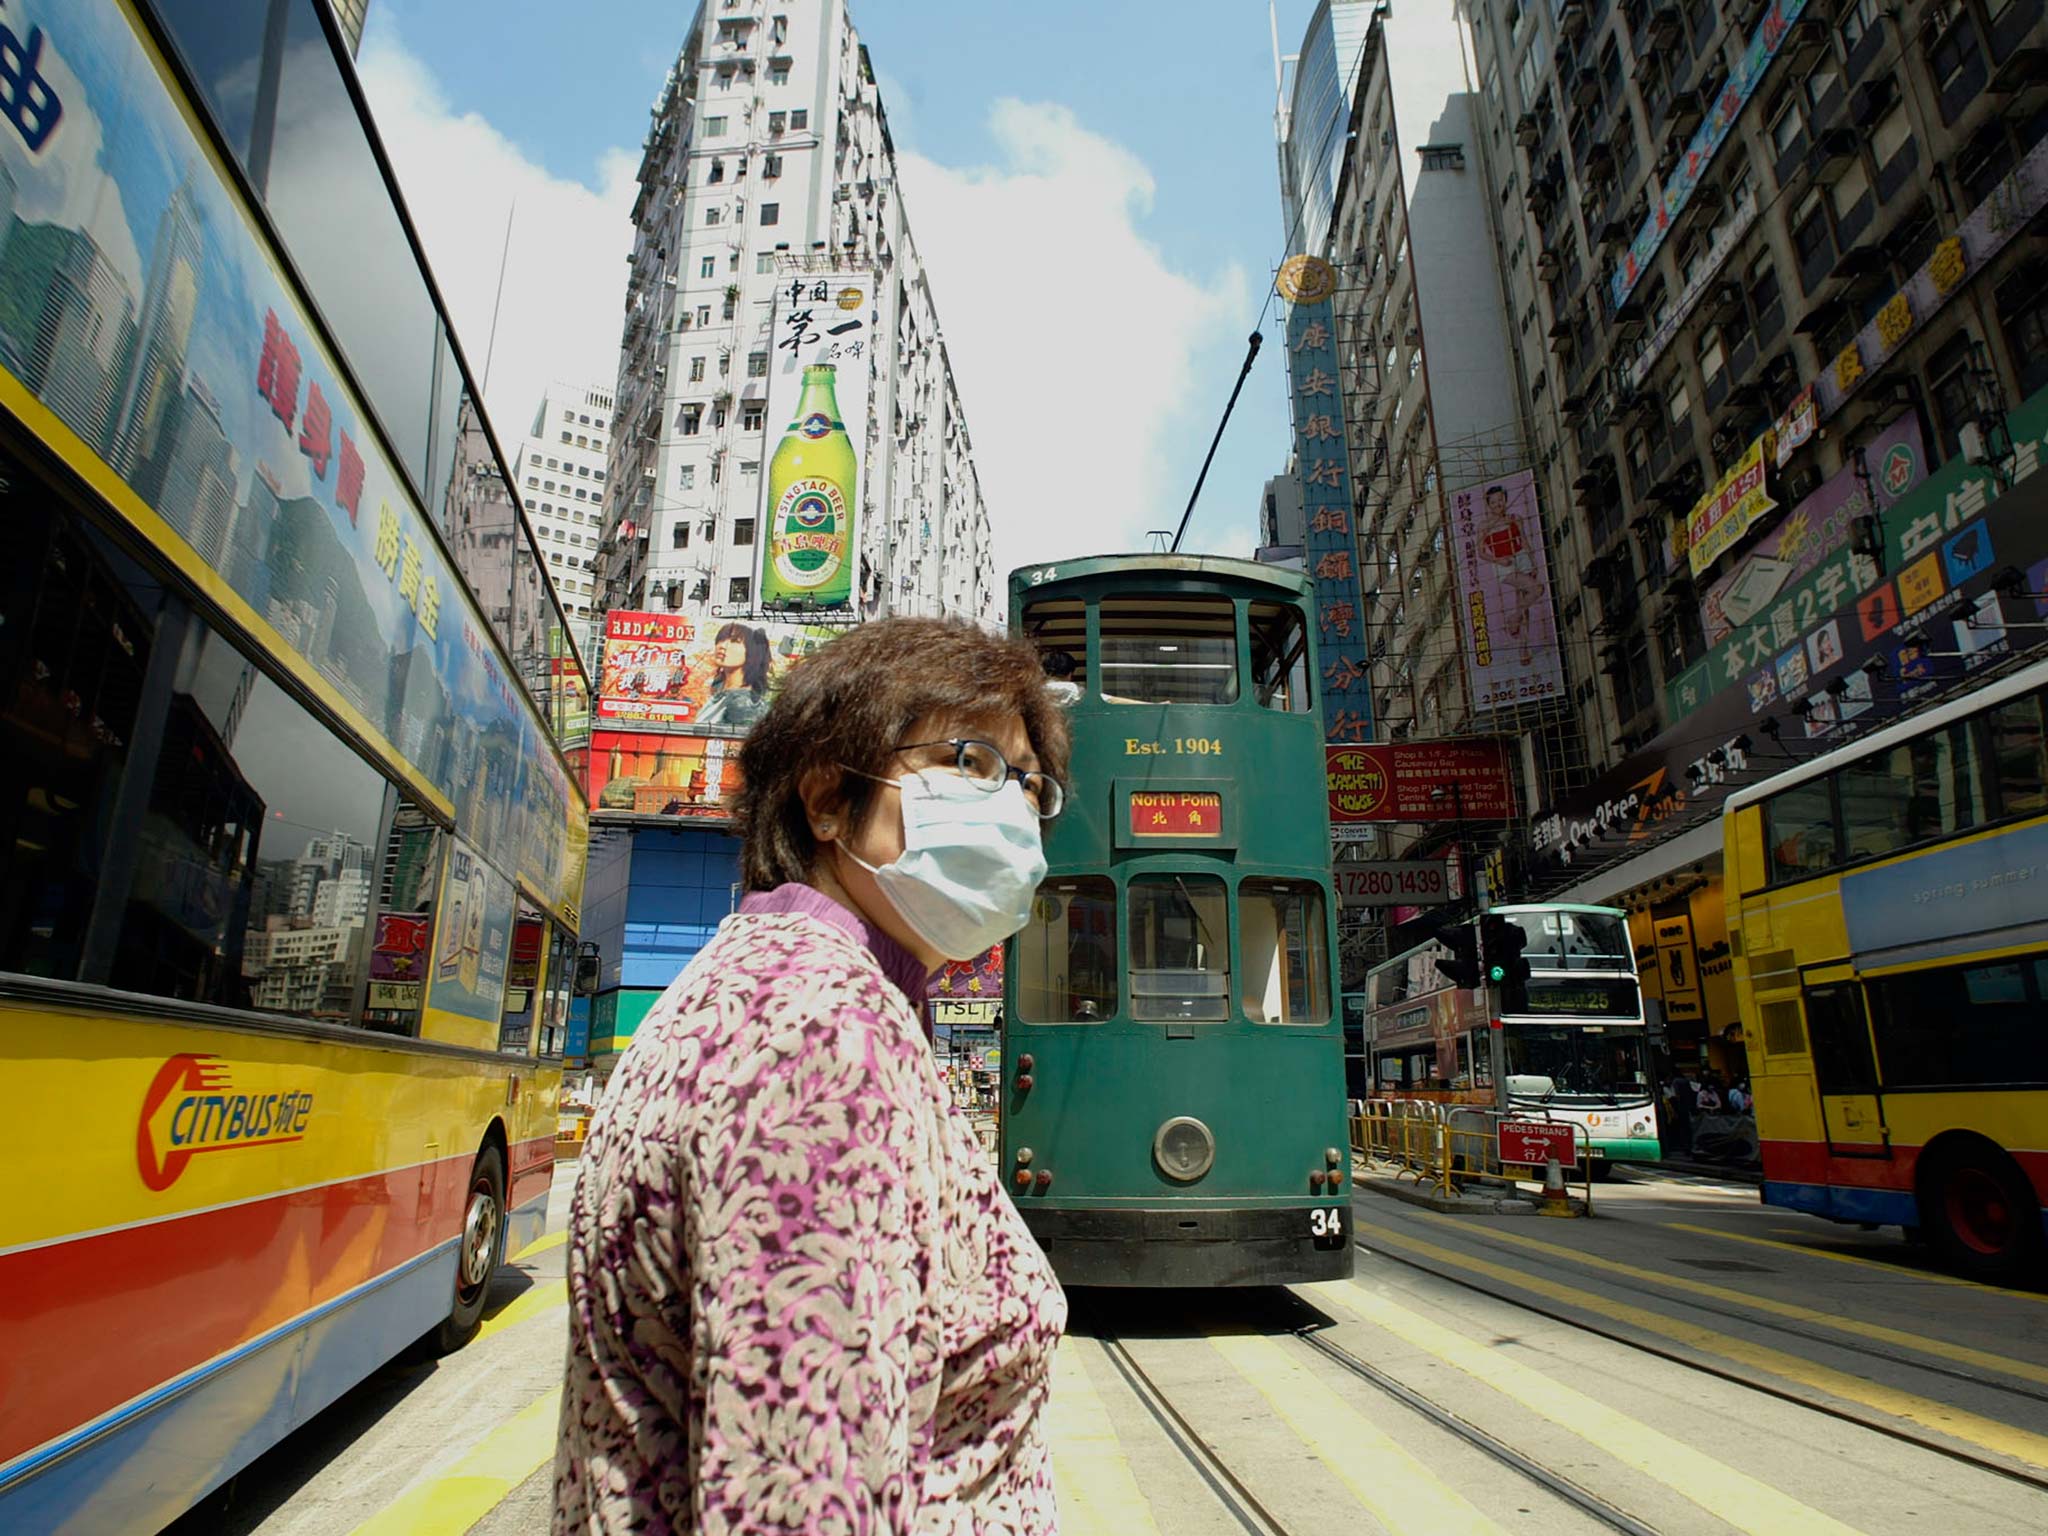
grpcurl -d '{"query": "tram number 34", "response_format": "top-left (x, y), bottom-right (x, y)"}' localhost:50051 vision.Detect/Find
top-left (1308, 1206), bottom-right (1346, 1249)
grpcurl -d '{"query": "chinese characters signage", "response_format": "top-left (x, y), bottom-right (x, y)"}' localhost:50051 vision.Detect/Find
top-left (758, 275), bottom-right (873, 611)
top-left (1815, 134), bottom-right (2048, 420)
top-left (1610, 0), bottom-right (1811, 313)
top-left (1128, 791), bottom-right (1224, 838)
top-left (1280, 255), bottom-right (1373, 744)
top-left (1326, 741), bottom-right (1516, 825)
top-left (1685, 433), bottom-right (1776, 577)
top-left (1448, 470), bottom-right (1564, 709)
top-left (596, 611), bottom-right (836, 729)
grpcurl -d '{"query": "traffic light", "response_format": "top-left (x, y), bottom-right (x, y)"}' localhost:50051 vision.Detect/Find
top-left (1434, 924), bottom-right (1483, 989)
top-left (1480, 914), bottom-right (1531, 1006)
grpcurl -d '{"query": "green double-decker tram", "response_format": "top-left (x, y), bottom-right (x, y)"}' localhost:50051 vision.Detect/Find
top-left (1003, 556), bottom-right (1354, 1286)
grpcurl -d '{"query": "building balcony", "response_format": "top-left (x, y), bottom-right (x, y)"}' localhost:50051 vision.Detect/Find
top-left (1516, 110), bottom-right (1543, 148)
top-left (1780, 18), bottom-right (1828, 73)
top-left (1647, 4), bottom-right (1682, 47)
top-left (1572, 69), bottom-right (1603, 111)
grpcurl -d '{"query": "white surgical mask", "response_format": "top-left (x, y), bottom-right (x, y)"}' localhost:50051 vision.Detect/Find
top-left (841, 771), bottom-right (1048, 960)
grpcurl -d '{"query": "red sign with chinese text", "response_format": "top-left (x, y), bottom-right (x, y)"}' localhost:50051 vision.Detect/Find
top-left (1128, 791), bottom-right (1223, 838)
top-left (1498, 1119), bottom-right (1579, 1169)
top-left (1326, 741), bottom-right (1516, 824)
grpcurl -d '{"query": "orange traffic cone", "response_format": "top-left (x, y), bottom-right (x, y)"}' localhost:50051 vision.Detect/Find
top-left (1538, 1156), bottom-right (1573, 1217)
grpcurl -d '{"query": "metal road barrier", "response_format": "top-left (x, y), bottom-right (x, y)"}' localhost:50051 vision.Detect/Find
top-left (1348, 1100), bottom-right (1594, 1213)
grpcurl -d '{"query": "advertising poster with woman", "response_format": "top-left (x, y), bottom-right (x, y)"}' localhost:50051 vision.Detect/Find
top-left (1448, 470), bottom-right (1565, 710)
top-left (595, 613), bottom-right (836, 730)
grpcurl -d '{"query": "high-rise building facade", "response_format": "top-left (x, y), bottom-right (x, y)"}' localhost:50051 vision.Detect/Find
top-left (601, 0), bottom-right (996, 633)
top-left (1277, 0), bottom-right (1382, 260)
top-left (511, 382), bottom-right (614, 666)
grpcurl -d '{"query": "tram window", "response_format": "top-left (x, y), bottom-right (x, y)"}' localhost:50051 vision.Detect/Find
top-left (1098, 594), bottom-right (1238, 706)
top-left (1022, 598), bottom-right (1086, 705)
top-left (1239, 879), bottom-right (1330, 1023)
top-left (1248, 602), bottom-right (1311, 712)
top-left (1016, 877), bottom-right (1117, 1022)
top-left (1763, 777), bottom-right (1840, 883)
top-left (1127, 875), bottom-right (1230, 1020)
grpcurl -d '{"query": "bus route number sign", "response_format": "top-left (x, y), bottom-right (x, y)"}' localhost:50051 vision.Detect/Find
top-left (1497, 1119), bottom-right (1578, 1169)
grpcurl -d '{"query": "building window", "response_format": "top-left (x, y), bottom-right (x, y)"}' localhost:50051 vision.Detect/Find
top-left (700, 256), bottom-right (716, 278)
top-left (747, 350), bottom-right (768, 377)
top-left (1699, 327), bottom-right (1725, 388)
top-left (734, 517), bottom-right (756, 546)
top-left (673, 522), bottom-right (690, 549)
top-left (706, 206), bottom-right (722, 226)
top-left (680, 405), bottom-right (703, 435)
top-left (1927, 331), bottom-right (1979, 461)
top-left (791, 109), bottom-right (808, 130)
top-left (1842, 0), bottom-right (1881, 49)
top-left (742, 405), bottom-right (765, 432)
top-left (768, 64), bottom-right (789, 85)
top-left (1792, 188), bottom-right (1833, 268)
top-left (764, 154), bottom-right (783, 178)
top-left (1998, 261), bottom-right (2048, 397)
top-left (705, 116), bottom-right (728, 137)
top-left (760, 202), bottom-right (779, 226)
top-left (769, 110), bottom-right (787, 133)
top-left (696, 305), bottom-right (712, 326)
top-left (757, 253), bottom-right (777, 274)
top-left (1829, 156), bottom-right (1872, 220)
top-left (560, 430), bottom-right (572, 443)
top-left (690, 356), bottom-right (706, 382)
top-left (729, 577), bottom-right (752, 606)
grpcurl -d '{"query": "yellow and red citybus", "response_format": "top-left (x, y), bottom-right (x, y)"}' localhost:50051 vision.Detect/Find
top-left (0, 1), bottom-right (589, 1528)
top-left (1724, 656), bottom-right (2048, 1278)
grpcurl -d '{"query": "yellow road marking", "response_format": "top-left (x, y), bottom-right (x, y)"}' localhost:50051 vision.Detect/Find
top-left (1426, 1215), bottom-right (2048, 1388)
top-left (1358, 1218), bottom-right (2048, 1470)
top-left (1666, 1221), bottom-right (2048, 1306)
top-left (1048, 1339), bottom-right (1159, 1536)
top-left (347, 1386), bottom-right (561, 1536)
top-left (510, 1228), bottom-right (568, 1262)
top-left (1211, 1331), bottom-right (1506, 1536)
top-left (476, 1279), bottom-right (568, 1342)
top-left (1311, 1281), bottom-right (1867, 1536)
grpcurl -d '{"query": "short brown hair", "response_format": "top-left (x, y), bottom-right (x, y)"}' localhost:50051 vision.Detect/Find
top-left (735, 617), bottom-right (1071, 891)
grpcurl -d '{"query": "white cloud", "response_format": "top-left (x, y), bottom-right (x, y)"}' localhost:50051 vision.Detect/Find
top-left (355, 21), bottom-right (638, 440)
top-left (896, 101), bottom-right (1247, 574)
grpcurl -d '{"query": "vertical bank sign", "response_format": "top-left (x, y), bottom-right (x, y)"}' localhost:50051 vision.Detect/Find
top-left (758, 274), bottom-right (874, 611)
top-left (1280, 255), bottom-right (1372, 745)
top-left (1448, 469), bottom-right (1564, 710)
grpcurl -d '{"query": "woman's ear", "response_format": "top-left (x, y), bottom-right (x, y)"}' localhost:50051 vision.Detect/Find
top-left (798, 765), bottom-right (847, 841)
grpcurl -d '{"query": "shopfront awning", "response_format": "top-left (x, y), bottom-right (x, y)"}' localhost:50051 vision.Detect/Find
top-left (1545, 818), bottom-right (1724, 907)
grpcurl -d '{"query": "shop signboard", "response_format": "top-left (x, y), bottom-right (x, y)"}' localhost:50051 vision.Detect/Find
top-left (1610, 0), bottom-right (1811, 312)
top-left (0, 1), bottom-right (582, 925)
top-left (587, 730), bottom-right (744, 818)
top-left (1280, 254), bottom-right (1374, 745)
top-left (1700, 413), bottom-right (1925, 645)
top-left (1685, 434), bottom-right (1776, 577)
top-left (1327, 741), bottom-right (1516, 826)
top-left (758, 275), bottom-right (875, 611)
top-left (1447, 470), bottom-right (1564, 710)
top-left (1772, 387), bottom-right (1817, 469)
top-left (1332, 859), bottom-right (1452, 909)
top-left (596, 611), bottom-right (837, 728)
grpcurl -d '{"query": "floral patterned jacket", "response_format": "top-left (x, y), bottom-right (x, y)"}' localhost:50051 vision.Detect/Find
top-left (554, 884), bottom-right (1065, 1534)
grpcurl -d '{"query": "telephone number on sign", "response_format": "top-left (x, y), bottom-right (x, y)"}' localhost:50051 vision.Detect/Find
top-left (1333, 866), bottom-right (1446, 898)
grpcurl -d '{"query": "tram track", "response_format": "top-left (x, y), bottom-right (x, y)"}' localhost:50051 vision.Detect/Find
top-left (1351, 1230), bottom-right (2048, 1500)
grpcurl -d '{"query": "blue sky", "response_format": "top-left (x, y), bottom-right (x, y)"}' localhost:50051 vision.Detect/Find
top-left (360, 1), bottom-right (1466, 570)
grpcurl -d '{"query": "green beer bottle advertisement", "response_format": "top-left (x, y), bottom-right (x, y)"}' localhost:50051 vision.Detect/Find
top-left (761, 363), bottom-right (857, 608)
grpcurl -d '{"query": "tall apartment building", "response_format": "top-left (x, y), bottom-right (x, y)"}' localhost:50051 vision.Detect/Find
top-left (510, 381), bottom-right (614, 666)
top-left (601, 0), bottom-right (996, 633)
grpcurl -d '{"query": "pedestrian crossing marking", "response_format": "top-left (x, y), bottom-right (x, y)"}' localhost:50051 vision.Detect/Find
top-left (1310, 1280), bottom-right (1868, 1536)
top-left (1666, 1221), bottom-right (2048, 1306)
top-left (1429, 1214), bottom-right (2048, 1388)
top-left (475, 1278), bottom-right (567, 1342)
top-left (1358, 1218), bottom-right (2048, 1473)
top-left (1210, 1330), bottom-right (1508, 1536)
top-left (1047, 1339), bottom-right (1161, 1536)
top-left (345, 1386), bottom-right (560, 1536)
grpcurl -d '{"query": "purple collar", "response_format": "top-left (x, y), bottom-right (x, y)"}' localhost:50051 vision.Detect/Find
top-left (737, 883), bottom-right (934, 1005)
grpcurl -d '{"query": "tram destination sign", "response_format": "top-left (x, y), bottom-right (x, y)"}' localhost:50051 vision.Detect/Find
top-left (1333, 859), bottom-right (1452, 909)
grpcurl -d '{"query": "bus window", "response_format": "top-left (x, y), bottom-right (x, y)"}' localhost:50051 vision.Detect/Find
top-left (1239, 879), bottom-right (1330, 1023)
top-left (1127, 875), bottom-right (1229, 1020)
top-left (1022, 597), bottom-right (1086, 705)
top-left (1016, 876), bottom-right (1116, 1021)
top-left (1988, 693), bottom-right (2048, 818)
top-left (499, 907), bottom-right (546, 1052)
top-left (1509, 909), bottom-right (1630, 969)
top-left (1505, 1027), bottom-right (1650, 1099)
top-left (1837, 723), bottom-right (1987, 860)
top-left (1868, 956), bottom-right (2048, 1088)
top-left (1764, 777), bottom-right (1840, 883)
top-left (1248, 602), bottom-right (1311, 712)
top-left (1098, 594), bottom-right (1237, 705)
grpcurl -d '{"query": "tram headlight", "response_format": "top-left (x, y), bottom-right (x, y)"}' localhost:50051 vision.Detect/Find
top-left (1153, 1116), bottom-right (1216, 1183)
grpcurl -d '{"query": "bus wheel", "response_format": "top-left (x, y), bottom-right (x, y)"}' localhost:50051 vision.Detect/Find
top-left (1924, 1145), bottom-right (2042, 1280)
top-left (434, 1144), bottom-right (507, 1354)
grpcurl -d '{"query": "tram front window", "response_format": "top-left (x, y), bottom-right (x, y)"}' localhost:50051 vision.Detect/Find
top-left (1505, 1027), bottom-right (1651, 1102)
top-left (1239, 878), bottom-right (1329, 1023)
top-left (1128, 875), bottom-right (1229, 1020)
top-left (1098, 594), bottom-right (1237, 705)
top-left (1016, 876), bottom-right (1117, 1021)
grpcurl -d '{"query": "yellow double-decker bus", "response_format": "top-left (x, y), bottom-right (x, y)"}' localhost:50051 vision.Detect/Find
top-left (0, 2), bottom-right (589, 1529)
top-left (1724, 657), bottom-right (2048, 1278)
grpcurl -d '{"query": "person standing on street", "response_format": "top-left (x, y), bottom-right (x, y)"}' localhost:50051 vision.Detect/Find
top-left (1667, 1070), bottom-right (1696, 1156)
top-left (554, 618), bottom-right (1072, 1535)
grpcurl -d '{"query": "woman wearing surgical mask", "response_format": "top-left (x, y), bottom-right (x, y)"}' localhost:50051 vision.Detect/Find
top-left (555, 617), bottom-right (1071, 1536)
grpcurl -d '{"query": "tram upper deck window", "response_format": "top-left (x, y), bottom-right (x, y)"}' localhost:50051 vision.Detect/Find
top-left (1508, 910), bottom-right (1630, 970)
top-left (1128, 875), bottom-right (1230, 1021)
top-left (1239, 879), bottom-right (1330, 1023)
top-left (1098, 595), bottom-right (1237, 706)
top-left (1016, 876), bottom-right (1117, 1022)
top-left (1022, 598), bottom-right (1086, 706)
top-left (1249, 602), bottom-right (1311, 712)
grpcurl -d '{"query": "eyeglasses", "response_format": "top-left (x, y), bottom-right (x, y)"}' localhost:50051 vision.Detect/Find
top-left (894, 738), bottom-right (1065, 818)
